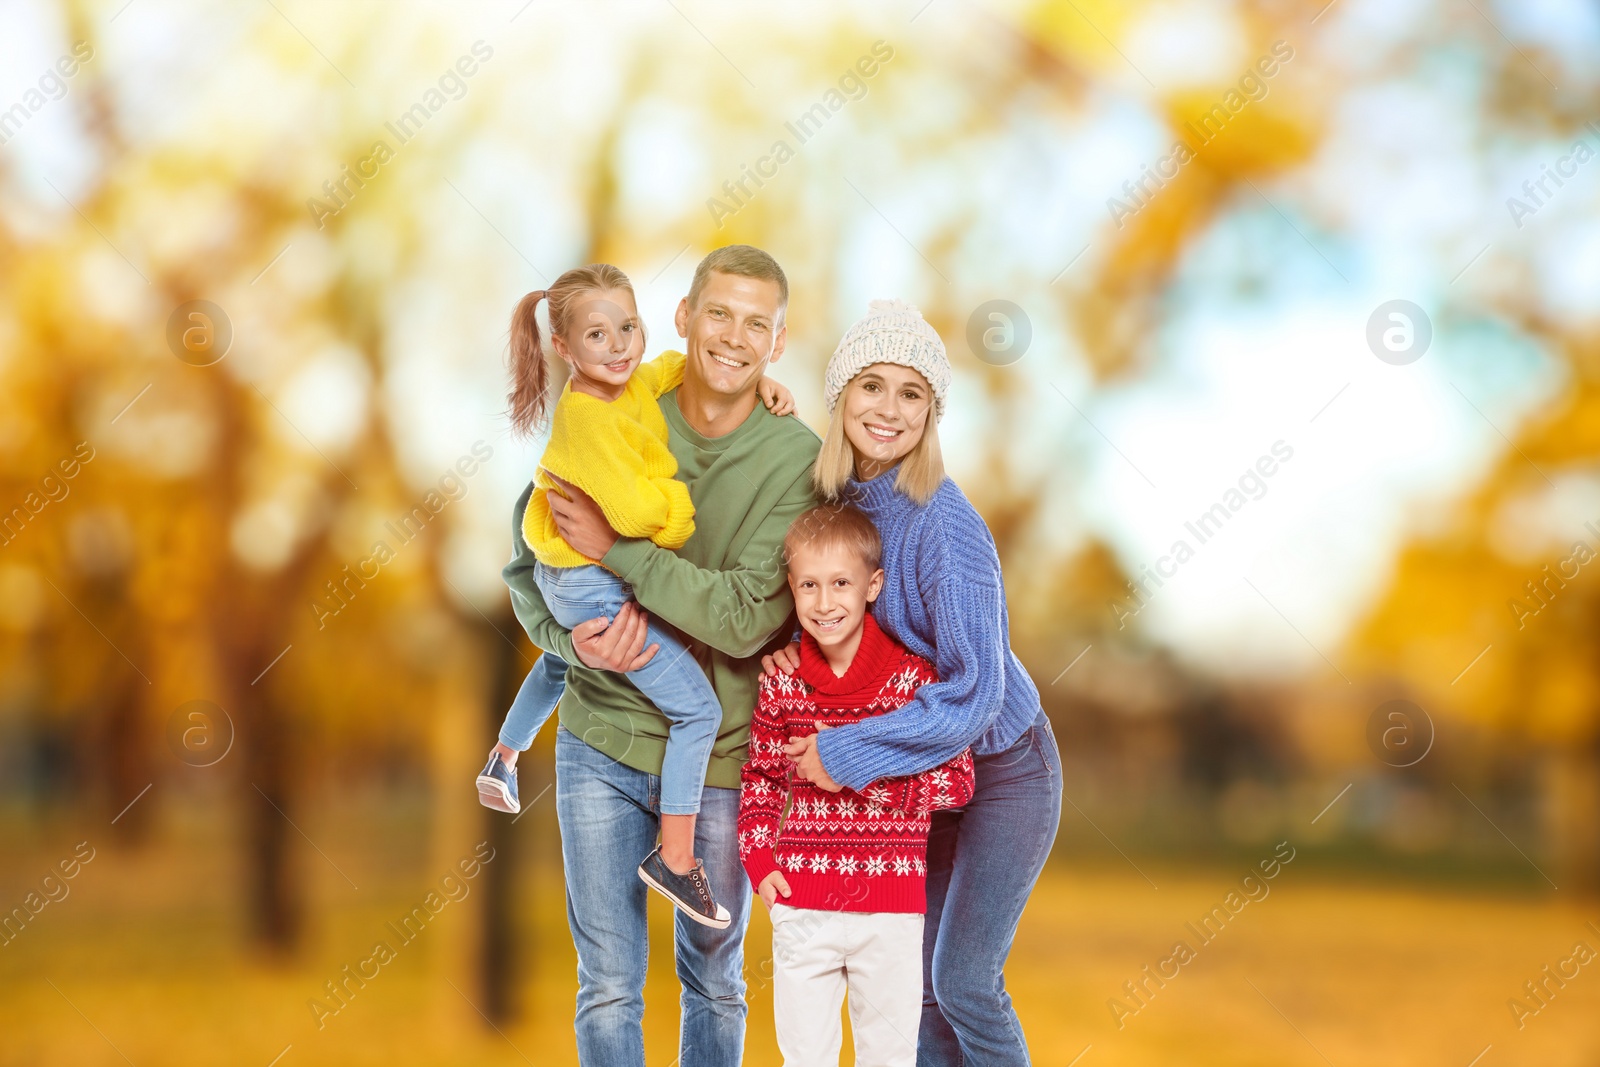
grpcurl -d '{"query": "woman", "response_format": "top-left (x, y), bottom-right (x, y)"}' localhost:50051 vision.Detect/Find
top-left (769, 299), bottom-right (1063, 1065)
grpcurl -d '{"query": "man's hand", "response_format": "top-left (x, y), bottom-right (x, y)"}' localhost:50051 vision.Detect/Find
top-left (761, 641), bottom-right (800, 677)
top-left (570, 602), bottom-right (658, 672)
top-left (547, 474), bottom-right (620, 560)
top-left (757, 870), bottom-right (793, 910)
top-left (784, 725), bottom-right (842, 792)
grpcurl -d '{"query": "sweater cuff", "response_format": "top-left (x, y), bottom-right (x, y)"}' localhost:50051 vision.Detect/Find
top-left (649, 479), bottom-right (696, 550)
top-left (815, 726), bottom-right (875, 793)
top-left (743, 848), bottom-right (781, 891)
top-left (601, 536), bottom-right (654, 581)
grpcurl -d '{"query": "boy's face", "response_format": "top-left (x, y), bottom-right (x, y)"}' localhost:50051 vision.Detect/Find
top-left (787, 541), bottom-right (884, 654)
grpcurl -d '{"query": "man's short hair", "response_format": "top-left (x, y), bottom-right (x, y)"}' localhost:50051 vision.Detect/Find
top-left (687, 245), bottom-right (789, 317)
top-left (783, 504), bottom-right (882, 572)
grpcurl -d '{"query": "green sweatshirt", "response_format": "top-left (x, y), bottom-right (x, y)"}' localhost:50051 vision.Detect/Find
top-left (502, 386), bottom-right (821, 789)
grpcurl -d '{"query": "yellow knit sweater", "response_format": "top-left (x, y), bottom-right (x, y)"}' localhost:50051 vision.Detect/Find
top-left (521, 351), bottom-right (695, 568)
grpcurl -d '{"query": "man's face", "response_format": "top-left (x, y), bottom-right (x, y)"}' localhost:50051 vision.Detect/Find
top-left (675, 271), bottom-right (787, 398)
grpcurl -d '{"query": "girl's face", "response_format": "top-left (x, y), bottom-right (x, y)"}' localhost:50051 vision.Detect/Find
top-left (840, 363), bottom-right (932, 475)
top-left (551, 288), bottom-right (644, 392)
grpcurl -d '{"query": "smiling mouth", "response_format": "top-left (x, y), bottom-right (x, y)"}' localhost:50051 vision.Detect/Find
top-left (709, 351), bottom-right (747, 371)
top-left (602, 359), bottom-right (631, 372)
top-left (864, 423), bottom-right (902, 442)
top-left (811, 617), bottom-right (845, 632)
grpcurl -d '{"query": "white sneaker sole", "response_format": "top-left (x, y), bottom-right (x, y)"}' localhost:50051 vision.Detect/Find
top-left (476, 775), bottom-right (520, 814)
top-left (637, 866), bottom-right (732, 929)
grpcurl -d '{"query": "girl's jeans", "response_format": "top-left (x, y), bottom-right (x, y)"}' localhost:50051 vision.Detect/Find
top-left (497, 562), bottom-right (722, 816)
top-left (919, 709), bottom-right (1063, 1066)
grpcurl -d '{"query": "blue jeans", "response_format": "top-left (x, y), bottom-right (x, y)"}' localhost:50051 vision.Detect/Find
top-left (920, 710), bottom-right (1063, 1066)
top-left (498, 562), bottom-right (723, 815)
top-left (555, 726), bottom-right (752, 1067)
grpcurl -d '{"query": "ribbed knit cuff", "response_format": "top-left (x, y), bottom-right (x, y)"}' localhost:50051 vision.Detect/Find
top-left (815, 723), bottom-right (885, 793)
top-left (651, 478), bottom-right (696, 550)
top-left (743, 848), bottom-right (781, 892)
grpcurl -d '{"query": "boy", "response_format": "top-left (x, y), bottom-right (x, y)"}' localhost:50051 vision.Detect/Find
top-left (738, 504), bottom-right (975, 1067)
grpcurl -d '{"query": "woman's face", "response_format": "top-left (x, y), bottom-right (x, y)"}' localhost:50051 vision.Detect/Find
top-left (840, 363), bottom-right (933, 475)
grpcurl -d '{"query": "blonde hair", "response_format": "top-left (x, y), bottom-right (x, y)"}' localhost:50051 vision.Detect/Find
top-left (687, 245), bottom-right (788, 322)
top-left (507, 263), bottom-right (636, 436)
top-left (783, 504), bottom-right (883, 571)
top-left (812, 392), bottom-right (944, 506)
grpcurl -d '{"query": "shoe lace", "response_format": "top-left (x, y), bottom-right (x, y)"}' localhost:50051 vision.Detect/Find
top-left (688, 865), bottom-right (712, 908)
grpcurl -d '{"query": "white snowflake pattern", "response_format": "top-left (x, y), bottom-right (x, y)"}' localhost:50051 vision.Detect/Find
top-left (782, 852), bottom-right (805, 871)
top-left (912, 857), bottom-right (926, 877)
top-left (864, 855), bottom-right (888, 876)
top-left (837, 854), bottom-right (859, 875)
top-left (836, 798), bottom-right (857, 817)
top-left (809, 853), bottom-right (832, 874)
top-left (892, 855), bottom-right (914, 876)
top-left (891, 667), bottom-right (921, 695)
top-left (864, 785), bottom-right (891, 806)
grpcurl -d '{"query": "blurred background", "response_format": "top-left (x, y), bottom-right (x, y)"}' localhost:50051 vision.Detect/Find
top-left (3, 0), bottom-right (1600, 1063)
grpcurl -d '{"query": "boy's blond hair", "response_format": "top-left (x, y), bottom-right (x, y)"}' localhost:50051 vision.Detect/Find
top-left (783, 504), bottom-right (882, 572)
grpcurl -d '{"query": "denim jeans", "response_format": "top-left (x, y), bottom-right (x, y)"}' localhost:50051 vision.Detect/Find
top-left (555, 726), bottom-right (752, 1067)
top-left (919, 710), bottom-right (1063, 1066)
top-left (498, 562), bottom-right (723, 815)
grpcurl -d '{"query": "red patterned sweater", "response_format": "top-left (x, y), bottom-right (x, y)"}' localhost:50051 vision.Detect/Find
top-left (738, 615), bottom-right (975, 914)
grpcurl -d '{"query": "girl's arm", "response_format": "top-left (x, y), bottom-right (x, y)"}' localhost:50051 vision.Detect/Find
top-left (813, 510), bottom-right (1016, 791)
top-left (634, 351), bottom-right (687, 399)
top-left (544, 406), bottom-right (696, 547)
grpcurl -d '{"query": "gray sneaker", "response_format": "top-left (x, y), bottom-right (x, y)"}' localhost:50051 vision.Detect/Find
top-left (637, 847), bottom-right (731, 929)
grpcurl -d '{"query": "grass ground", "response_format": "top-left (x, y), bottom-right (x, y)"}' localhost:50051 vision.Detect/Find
top-left (2, 797), bottom-right (1597, 1066)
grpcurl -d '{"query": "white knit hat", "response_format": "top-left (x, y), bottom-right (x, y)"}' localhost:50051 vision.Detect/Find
top-left (824, 299), bottom-right (952, 422)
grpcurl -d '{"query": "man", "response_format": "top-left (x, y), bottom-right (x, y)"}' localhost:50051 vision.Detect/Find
top-left (503, 245), bottom-right (820, 1067)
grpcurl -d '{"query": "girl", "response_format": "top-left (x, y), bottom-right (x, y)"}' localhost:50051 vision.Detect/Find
top-left (477, 263), bottom-right (793, 930)
top-left (765, 299), bottom-right (1062, 1065)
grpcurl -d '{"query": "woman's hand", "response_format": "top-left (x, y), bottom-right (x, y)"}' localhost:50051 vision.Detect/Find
top-left (547, 474), bottom-right (619, 560)
top-left (570, 603), bottom-right (659, 672)
top-left (757, 870), bottom-right (793, 909)
top-left (761, 641), bottom-right (801, 677)
top-left (784, 726), bottom-right (842, 792)
top-left (756, 376), bottom-right (795, 417)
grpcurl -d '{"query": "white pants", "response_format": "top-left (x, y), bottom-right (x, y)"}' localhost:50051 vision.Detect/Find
top-left (769, 903), bottom-right (925, 1067)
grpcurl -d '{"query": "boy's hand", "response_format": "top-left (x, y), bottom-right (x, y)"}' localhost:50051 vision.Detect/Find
top-left (757, 870), bottom-right (793, 909)
top-left (761, 641), bottom-right (801, 677)
top-left (756, 376), bottom-right (795, 417)
top-left (785, 725), bottom-right (843, 792)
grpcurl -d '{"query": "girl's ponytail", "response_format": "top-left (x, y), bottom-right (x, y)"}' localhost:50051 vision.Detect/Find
top-left (508, 289), bottom-right (551, 437)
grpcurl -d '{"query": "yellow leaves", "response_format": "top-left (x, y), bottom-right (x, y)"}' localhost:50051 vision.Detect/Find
top-left (1023, 0), bottom-right (1149, 78)
top-left (1165, 89), bottom-right (1316, 176)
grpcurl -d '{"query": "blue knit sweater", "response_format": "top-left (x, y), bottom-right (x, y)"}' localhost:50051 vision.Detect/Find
top-left (813, 466), bottom-right (1043, 791)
